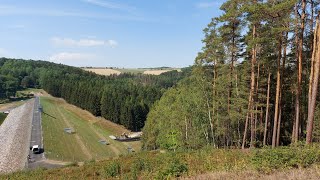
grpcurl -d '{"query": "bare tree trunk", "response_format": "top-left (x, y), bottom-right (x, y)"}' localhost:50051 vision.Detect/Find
top-left (292, 5), bottom-right (299, 143)
top-left (235, 74), bottom-right (241, 146)
top-left (294, 0), bottom-right (306, 144)
top-left (211, 60), bottom-right (218, 147)
top-left (276, 31), bottom-right (288, 146)
top-left (308, 1), bottom-right (315, 113)
top-left (272, 36), bottom-right (283, 148)
top-left (250, 24), bottom-right (257, 148)
top-left (306, 16), bottom-right (320, 144)
top-left (254, 63), bottom-right (260, 142)
top-left (242, 110), bottom-right (250, 149)
top-left (277, 110), bottom-right (282, 146)
top-left (263, 70), bottom-right (271, 146)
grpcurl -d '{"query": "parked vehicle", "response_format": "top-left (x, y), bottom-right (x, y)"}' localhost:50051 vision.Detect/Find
top-left (30, 145), bottom-right (40, 154)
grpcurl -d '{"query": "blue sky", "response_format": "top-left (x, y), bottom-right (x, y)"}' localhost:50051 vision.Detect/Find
top-left (0, 0), bottom-right (224, 68)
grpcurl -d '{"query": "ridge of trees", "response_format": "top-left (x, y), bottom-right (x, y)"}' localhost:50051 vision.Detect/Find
top-left (0, 58), bottom-right (191, 131)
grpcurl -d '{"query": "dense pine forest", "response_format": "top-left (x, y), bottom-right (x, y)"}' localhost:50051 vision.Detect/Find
top-left (0, 58), bottom-right (191, 131)
top-left (142, 0), bottom-right (320, 150)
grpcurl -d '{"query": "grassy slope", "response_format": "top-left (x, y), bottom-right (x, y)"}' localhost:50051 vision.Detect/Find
top-left (41, 96), bottom-right (140, 162)
top-left (3, 146), bottom-right (320, 179)
top-left (0, 113), bottom-right (7, 125)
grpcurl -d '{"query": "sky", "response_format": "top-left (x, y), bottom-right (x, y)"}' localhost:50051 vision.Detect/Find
top-left (0, 0), bottom-right (224, 68)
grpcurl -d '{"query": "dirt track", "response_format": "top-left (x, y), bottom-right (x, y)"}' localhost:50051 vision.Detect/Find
top-left (0, 100), bottom-right (34, 174)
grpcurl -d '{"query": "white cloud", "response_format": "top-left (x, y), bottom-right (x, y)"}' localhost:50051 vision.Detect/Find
top-left (49, 52), bottom-right (95, 64)
top-left (83, 0), bottom-right (136, 12)
top-left (51, 37), bottom-right (118, 48)
top-left (106, 40), bottom-right (118, 48)
top-left (196, 2), bottom-right (221, 8)
top-left (0, 5), bottom-right (147, 22)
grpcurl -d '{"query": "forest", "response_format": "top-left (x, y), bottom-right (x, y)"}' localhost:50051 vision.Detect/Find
top-left (142, 0), bottom-right (320, 150)
top-left (0, 58), bottom-right (190, 131)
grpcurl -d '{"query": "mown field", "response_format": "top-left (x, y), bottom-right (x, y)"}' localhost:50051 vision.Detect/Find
top-left (2, 146), bottom-right (320, 179)
top-left (41, 96), bottom-right (141, 162)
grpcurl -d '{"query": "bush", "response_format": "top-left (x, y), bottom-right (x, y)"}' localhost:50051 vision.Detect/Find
top-left (157, 159), bottom-right (188, 179)
top-left (103, 161), bottom-right (121, 178)
top-left (251, 146), bottom-right (320, 172)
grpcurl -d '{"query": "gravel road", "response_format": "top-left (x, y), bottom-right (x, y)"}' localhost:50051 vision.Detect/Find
top-left (0, 99), bottom-right (34, 174)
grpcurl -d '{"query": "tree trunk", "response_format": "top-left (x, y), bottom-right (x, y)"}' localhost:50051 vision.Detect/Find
top-left (277, 31), bottom-right (288, 146)
top-left (306, 16), bottom-right (320, 144)
top-left (250, 24), bottom-right (257, 148)
top-left (263, 70), bottom-right (271, 146)
top-left (308, 1), bottom-right (315, 112)
top-left (294, 0), bottom-right (306, 144)
top-left (255, 63), bottom-right (260, 141)
top-left (242, 110), bottom-right (250, 149)
top-left (292, 4), bottom-right (299, 143)
top-left (211, 60), bottom-right (217, 147)
top-left (272, 36), bottom-right (282, 148)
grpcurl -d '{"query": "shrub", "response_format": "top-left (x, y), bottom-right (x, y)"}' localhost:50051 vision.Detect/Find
top-left (103, 161), bottom-right (121, 178)
top-left (157, 159), bottom-right (188, 179)
top-left (251, 146), bottom-right (320, 172)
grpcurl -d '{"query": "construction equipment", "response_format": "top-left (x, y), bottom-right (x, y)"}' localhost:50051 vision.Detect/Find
top-left (109, 132), bottom-right (142, 142)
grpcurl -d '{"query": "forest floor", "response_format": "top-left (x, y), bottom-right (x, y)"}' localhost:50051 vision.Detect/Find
top-left (40, 95), bottom-right (141, 162)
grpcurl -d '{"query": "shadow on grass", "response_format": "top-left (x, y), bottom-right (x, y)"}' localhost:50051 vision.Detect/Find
top-left (42, 111), bottom-right (56, 119)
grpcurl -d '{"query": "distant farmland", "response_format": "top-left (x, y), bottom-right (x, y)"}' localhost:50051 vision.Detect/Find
top-left (83, 67), bottom-right (181, 76)
top-left (83, 68), bottom-right (121, 76)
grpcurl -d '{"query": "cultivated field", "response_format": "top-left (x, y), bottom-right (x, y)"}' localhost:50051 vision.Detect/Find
top-left (83, 68), bottom-right (121, 76)
top-left (143, 69), bottom-right (181, 75)
top-left (83, 68), bottom-right (181, 76)
top-left (41, 96), bottom-right (141, 162)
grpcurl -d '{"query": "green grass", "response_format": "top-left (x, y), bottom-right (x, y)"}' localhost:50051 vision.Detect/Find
top-left (3, 146), bottom-right (320, 179)
top-left (41, 97), bottom-right (88, 161)
top-left (41, 97), bottom-right (130, 162)
top-left (0, 113), bottom-right (7, 125)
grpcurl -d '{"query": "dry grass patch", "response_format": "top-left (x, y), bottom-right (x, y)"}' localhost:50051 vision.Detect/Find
top-left (83, 68), bottom-right (121, 76)
top-left (0, 101), bottom-right (25, 111)
top-left (185, 166), bottom-right (320, 180)
top-left (143, 69), bottom-right (181, 75)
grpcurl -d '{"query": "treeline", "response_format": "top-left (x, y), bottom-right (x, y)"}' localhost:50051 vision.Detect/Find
top-left (0, 58), bottom-right (191, 131)
top-left (143, 0), bottom-right (320, 150)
